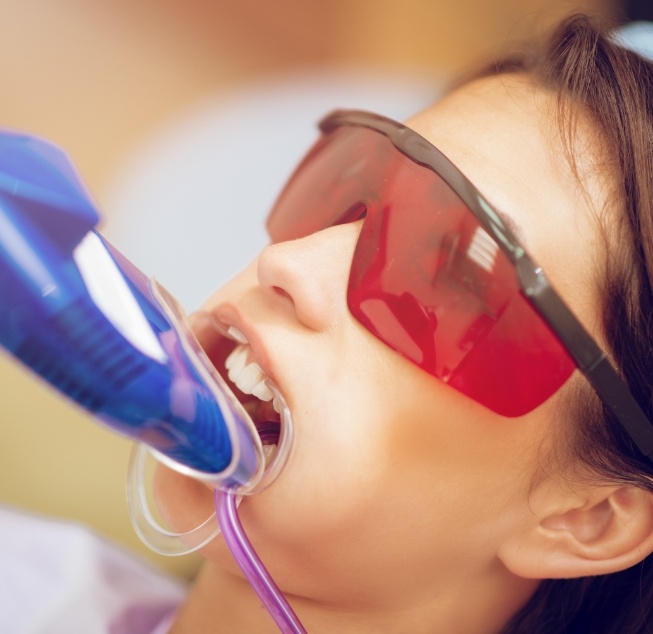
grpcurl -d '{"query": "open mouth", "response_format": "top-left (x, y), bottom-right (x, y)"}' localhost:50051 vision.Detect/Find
top-left (185, 308), bottom-right (295, 491)
top-left (195, 317), bottom-right (284, 448)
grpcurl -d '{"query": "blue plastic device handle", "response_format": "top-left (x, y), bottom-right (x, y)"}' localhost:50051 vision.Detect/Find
top-left (0, 130), bottom-right (260, 485)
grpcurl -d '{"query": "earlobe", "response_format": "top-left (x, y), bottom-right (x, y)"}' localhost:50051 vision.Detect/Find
top-left (498, 484), bottom-right (653, 579)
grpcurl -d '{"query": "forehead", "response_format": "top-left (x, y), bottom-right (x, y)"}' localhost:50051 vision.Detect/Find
top-left (406, 74), bottom-right (606, 335)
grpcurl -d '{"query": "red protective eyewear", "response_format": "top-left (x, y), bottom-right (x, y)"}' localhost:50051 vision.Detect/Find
top-left (266, 110), bottom-right (653, 458)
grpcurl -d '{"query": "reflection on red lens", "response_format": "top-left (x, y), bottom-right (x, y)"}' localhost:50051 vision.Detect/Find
top-left (268, 126), bottom-right (575, 417)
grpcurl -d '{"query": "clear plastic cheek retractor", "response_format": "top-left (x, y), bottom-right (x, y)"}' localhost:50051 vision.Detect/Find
top-left (0, 131), bottom-right (305, 633)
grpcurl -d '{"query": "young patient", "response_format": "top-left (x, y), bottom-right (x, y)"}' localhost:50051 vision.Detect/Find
top-left (150, 13), bottom-right (653, 634)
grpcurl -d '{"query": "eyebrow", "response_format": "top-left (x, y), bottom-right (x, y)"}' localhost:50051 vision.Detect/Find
top-left (496, 208), bottom-right (526, 246)
top-left (476, 191), bottom-right (529, 252)
top-left (491, 193), bottom-right (530, 249)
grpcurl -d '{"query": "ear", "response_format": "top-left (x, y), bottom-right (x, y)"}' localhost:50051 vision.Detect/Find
top-left (497, 482), bottom-right (653, 579)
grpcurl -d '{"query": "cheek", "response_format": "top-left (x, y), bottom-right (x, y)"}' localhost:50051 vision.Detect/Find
top-left (153, 464), bottom-right (246, 569)
top-left (153, 463), bottom-right (214, 533)
top-left (152, 320), bottom-right (553, 600)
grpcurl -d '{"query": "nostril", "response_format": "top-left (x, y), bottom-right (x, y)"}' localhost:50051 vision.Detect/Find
top-left (272, 286), bottom-right (294, 303)
top-left (257, 223), bottom-right (361, 331)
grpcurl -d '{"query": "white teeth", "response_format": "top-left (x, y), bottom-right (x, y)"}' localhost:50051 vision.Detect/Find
top-left (227, 326), bottom-right (249, 344)
top-left (252, 379), bottom-right (273, 402)
top-left (234, 363), bottom-right (264, 394)
top-left (272, 396), bottom-right (282, 414)
top-left (225, 345), bottom-right (247, 373)
top-left (226, 343), bottom-right (274, 403)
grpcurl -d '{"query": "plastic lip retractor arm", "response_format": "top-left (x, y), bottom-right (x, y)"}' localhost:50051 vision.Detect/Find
top-left (0, 130), bottom-right (303, 633)
top-left (0, 130), bottom-right (267, 490)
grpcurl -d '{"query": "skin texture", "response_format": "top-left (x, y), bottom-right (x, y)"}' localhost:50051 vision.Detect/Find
top-left (156, 74), bottom-right (653, 633)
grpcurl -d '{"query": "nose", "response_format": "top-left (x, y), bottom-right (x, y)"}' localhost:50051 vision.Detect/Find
top-left (257, 221), bottom-right (363, 331)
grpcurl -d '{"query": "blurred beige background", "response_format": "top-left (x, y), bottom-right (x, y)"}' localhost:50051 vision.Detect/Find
top-left (0, 0), bottom-right (616, 580)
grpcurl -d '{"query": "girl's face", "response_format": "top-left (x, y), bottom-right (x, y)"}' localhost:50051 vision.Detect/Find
top-left (155, 74), bottom-right (605, 610)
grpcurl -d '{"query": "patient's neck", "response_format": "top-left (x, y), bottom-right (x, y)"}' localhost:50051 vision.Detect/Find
top-left (168, 560), bottom-right (538, 634)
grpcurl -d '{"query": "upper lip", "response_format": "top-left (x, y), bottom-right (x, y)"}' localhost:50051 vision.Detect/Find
top-left (210, 302), bottom-right (279, 388)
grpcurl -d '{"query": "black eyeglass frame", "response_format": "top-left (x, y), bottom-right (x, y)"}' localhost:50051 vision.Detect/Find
top-left (320, 109), bottom-right (653, 461)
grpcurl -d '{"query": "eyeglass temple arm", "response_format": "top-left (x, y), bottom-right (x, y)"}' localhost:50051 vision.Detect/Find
top-left (516, 258), bottom-right (653, 460)
top-left (318, 110), bottom-right (653, 460)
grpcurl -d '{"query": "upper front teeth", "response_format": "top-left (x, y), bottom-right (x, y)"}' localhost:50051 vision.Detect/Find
top-left (227, 326), bottom-right (249, 344)
top-left (226, 344), bottom-right (273, 402)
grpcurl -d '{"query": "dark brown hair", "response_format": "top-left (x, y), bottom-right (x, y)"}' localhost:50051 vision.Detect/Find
top-left (476, 13), bottom-right (653, 634)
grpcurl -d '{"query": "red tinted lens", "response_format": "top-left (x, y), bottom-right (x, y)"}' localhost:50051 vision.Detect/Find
top-left (267, 126), bottom-right (575, 416)
top-left (267, 127), bottom-right (393, 241)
